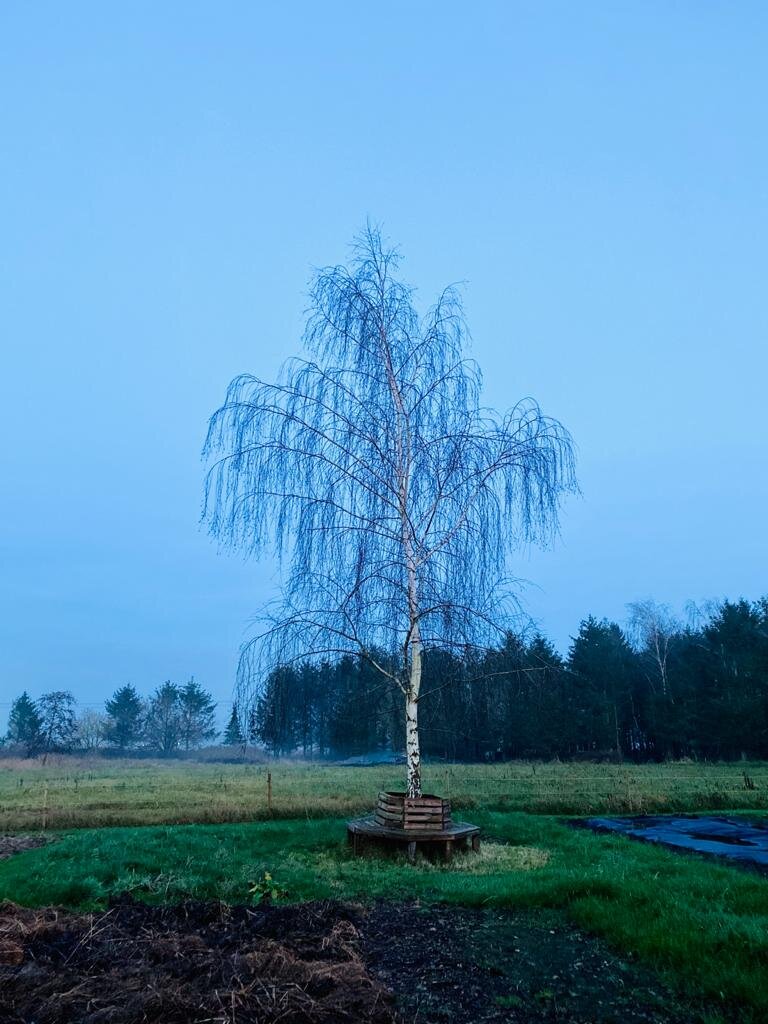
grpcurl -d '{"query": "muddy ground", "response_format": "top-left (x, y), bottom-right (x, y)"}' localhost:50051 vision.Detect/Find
top-left (0, 895), bottom-right (707, 1024)
top-left (0, 835), bottom-right (51, 859)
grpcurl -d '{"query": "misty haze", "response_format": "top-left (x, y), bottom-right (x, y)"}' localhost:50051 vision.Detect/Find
top-left (1, 6), bottom-right (767, 1024)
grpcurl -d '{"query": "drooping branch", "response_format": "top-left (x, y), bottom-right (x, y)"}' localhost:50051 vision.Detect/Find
top-left (203, 224), bottom-right (578, 789)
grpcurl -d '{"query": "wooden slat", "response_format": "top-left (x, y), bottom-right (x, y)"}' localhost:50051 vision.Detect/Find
top-left (374, 810), bottom-right (405, 824)
top-left (374, 816), bottom-right (447, 831)
top-left (375, 792), bottom-right (453, 832)
top-left (378, 793), bottom-right (447, 806)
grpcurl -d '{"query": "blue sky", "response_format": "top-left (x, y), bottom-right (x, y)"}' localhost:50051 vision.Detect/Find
top-left (1, 2), bottom-right (766, 718)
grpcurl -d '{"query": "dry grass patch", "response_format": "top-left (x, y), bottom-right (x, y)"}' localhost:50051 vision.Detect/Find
top-left (305, 842), bottom-right (549, 886)
top-left (420, 842), bottom-right (549, 873)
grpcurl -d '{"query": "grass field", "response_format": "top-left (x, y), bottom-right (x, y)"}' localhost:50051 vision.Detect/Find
top-left (1, 757), bottom-right (767, 1022)
top-left (1, 813), bottom-right (767, 1021)
top-left (2, 755), bottom-right (767, 831)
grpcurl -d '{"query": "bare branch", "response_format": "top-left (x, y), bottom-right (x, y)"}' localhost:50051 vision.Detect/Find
top-left (203, 224), bottom-right (578, 793)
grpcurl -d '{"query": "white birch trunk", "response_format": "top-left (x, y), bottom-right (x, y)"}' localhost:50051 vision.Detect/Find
top-left (379, 316), bottom-right (423, 798)
top-left (406, 636), bottom-right (422, 797)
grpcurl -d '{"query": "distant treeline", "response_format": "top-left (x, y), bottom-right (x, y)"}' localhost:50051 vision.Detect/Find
top-left (252, 597), bottom-right (768, 762)
top-left (6, 596), bottom-right (767, 762)
top-left (3, 679), bottom-right (240, 757)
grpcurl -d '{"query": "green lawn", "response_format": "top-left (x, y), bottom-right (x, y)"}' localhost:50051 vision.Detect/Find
top-left (2, 759), bottom-right (767, 1021)
top-left (1, 811), bottom-right (767, 1022)
top-left (2, 756), bottom-right (767, 830)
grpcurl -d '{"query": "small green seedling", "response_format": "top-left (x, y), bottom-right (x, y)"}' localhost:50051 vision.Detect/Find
top-left (248, 871), bottom-right (287, 904)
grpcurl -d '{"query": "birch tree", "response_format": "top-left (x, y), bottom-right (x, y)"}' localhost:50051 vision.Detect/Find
top-left (203, 226), bottom-right (577, 796)
top-left (627, 599), bottom-right (680, 698)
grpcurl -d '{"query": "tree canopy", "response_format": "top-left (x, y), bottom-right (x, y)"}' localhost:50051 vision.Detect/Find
top-left (203, 226), bottom-right (577, 794)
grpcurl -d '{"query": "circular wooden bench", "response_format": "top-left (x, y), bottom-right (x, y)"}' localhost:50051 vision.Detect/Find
top-left (347, 814), bottom-right (481, 863)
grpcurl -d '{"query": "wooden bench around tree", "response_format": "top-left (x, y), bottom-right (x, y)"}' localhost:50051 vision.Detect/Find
top-left (347, 815), bottom-right (481, 863)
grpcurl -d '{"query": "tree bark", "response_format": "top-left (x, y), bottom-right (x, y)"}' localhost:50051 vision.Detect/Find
top-left (406, 689), bottom-right (421, 797)
top-left (406, 637), bottom-right (422, 797)
top-left (377, 311), bottom-right (423, 799)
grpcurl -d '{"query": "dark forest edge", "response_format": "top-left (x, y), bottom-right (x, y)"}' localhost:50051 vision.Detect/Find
top-left (4, 594), bottom-right (767, 763)
top-left (254, 595), bottom-right (768, 763)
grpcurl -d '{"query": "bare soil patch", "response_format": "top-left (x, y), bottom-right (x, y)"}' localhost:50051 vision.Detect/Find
top-left (363, 901), bottom-right (702, 1023)
top-left (0, 835), bottom-right (51, 859)
top-left (0, 897), bottom-right (707, 1024)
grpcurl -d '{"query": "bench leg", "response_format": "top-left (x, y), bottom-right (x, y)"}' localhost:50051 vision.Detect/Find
top-left (444, 840), bottom-right (453, 863)
top-left (471, 834), bottom-right (481, 853)
top-left (407, 841), bottom-right (417, 863)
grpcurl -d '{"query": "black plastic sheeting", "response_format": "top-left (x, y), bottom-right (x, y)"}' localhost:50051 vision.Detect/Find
top-left (582, 815), bottom-right (768, 870)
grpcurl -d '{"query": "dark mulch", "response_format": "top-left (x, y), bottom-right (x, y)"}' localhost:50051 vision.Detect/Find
top-left (0, 835), bottom-right (51, 859)
top-left (0, 897), bottom-right (709, 1024)
top-left (363, 901), bottom-right (703, 1023)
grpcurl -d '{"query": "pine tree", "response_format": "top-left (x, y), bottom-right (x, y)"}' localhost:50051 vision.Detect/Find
top-left (178, 678), bottom-right (218, 750)
top-left (6, 692), bottom-right (43, 756)
top-left (567, 618), bottom-right (637, 756)
top-left (104, 684), bottom-right (144, 750)
top-left (223, 704), bottom-right (245, 746)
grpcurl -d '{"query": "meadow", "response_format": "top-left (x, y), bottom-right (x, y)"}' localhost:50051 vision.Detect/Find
top-left (2, 757), bottom-right (768, 1022)
top-left (2, 755), bottom-right (767, 831)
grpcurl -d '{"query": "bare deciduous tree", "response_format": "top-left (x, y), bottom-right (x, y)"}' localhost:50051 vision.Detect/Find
top-left (203, 226), bottom-right (577, 796)
top-left (74, 709), bottom-right (108, 751)
top-left (626, 599), bottom-right (680, 698)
